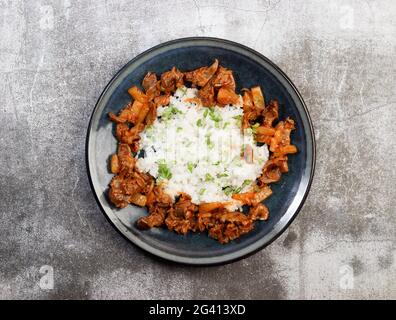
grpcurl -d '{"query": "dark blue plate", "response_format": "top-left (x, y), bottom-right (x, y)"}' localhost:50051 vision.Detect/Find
top-left (86, 37), bottom-right (315, 265)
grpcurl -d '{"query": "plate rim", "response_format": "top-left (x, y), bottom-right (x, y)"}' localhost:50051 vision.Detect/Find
top-left (86, 36), bottom-right (316, 266)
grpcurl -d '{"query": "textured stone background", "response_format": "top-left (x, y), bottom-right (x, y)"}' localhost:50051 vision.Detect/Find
top-left (0, 0), bottom-right (395, 299)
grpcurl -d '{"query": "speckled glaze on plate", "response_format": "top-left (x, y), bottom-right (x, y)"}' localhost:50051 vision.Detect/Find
top-left (86, 37), bottom-right (315, 265)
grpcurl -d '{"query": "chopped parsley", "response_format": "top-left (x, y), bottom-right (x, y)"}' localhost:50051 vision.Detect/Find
top-left (245, 128), bottom-right (253, 135)
top-left (205, 133), bottom-right (214, 149)
top-left (223, 122), bottom-right (230, 129)
top-left (223, 179), bottom-right (252, 196)
top-left (205, 173), bottom-right (214, 182)
top-left (242, 179), bottom-right (252, 188)
top-left (234, 186), bottom-right (243, 194)
top-left (199, 188), bottom-right (206, 196)
top-left (157, 160), bottom-right (172, 180)
top-left (251, 122), bottom-right (260, 134)
top-left (187, 161), bottom-right (196, 173)
top-left (233, 115), bottom-right (242, 126)
top-left (223, 186), bottom-right (234, 196)
top-left (208, 108), bottom-right (222, 122)
top-left (161, 105), bottom-right (182, 120)
top-left (196, 119), bottom-right (203, 127)
top-left (240, 144), bottom-right (246, 156)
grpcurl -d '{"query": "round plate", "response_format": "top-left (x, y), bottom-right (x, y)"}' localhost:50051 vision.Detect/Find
top-left (86, 37), bottom-right (315, 265)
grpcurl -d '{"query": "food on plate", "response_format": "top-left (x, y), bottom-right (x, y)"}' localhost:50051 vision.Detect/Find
top-left (107, 60), bottom-right (297, 243)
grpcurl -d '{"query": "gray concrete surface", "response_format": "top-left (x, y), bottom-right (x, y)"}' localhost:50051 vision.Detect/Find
top-left (0, 0), bottom-right (395, 299)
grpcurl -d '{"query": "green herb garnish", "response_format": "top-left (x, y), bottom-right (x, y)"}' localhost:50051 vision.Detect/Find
top-left (187, 162), bottom-right (195, 173)
top-left (205, 173), bottom-right (214, 182)
top-left (223, 180), bottom-right (251, 196)
top-left (205, 133), bottom-right (214, 149)
top-left (229, 180), bottom-right (253, 194)
top-left (196, 119), bottom-right (203, 127)
top-left (209, 108), bottom-right (222, 122)
top-left (157, 160), bottom-right (172, 180)
top-left (161, 105), bottom-right (182, 120)
top-left (251, 122), bottom-right (260, 134)
top-left (234, 187), bottom-right (243, 194)
top-left (233, 115), bottom-right (242, 126)
top-left (242, 179), bottom-right (252, 188)
top-left (199, 188), bottom-right (206, 196)
top-left (240, 144), bottom-right (246, 156)
top-left (223, 186), bottom-right (234, 196)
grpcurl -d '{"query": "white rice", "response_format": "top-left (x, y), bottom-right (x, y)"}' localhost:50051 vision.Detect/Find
top-left (136, 87), bottom-right (269, 210)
